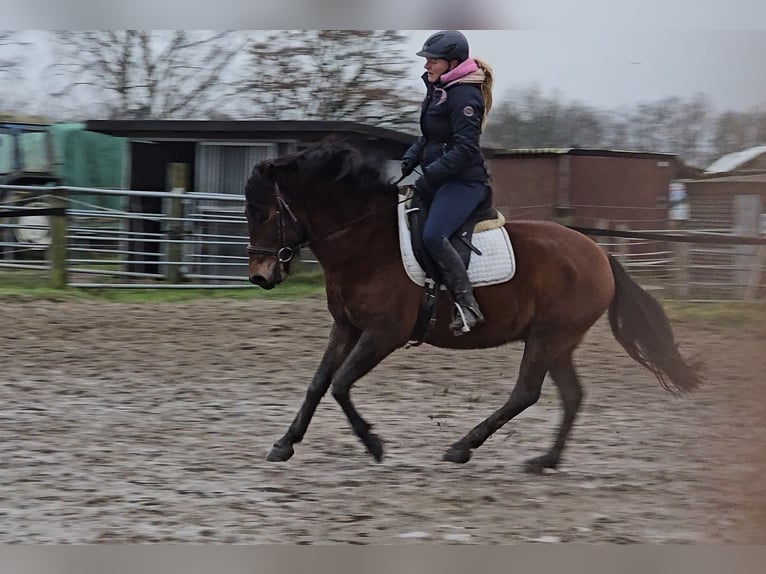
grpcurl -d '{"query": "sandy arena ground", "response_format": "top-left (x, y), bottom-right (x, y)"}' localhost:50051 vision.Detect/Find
top-left (1, 296), bottom-right (764, 543)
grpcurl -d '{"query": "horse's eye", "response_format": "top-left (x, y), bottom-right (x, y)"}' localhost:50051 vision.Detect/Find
top-left (247, 204), bottom-right (269, 223)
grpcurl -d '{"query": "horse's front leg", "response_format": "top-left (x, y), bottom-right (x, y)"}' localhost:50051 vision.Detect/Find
top-left (330, 330), bottom-right (402, 462)
top-left (266, 321), bottom-right (360, 462)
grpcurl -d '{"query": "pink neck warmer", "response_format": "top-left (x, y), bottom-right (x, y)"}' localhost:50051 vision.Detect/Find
top-left (440, 58), bottom-right (478, 84)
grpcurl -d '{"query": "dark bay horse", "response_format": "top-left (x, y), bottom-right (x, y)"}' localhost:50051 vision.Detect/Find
top-left (245, 140), bottom-right (701, 471)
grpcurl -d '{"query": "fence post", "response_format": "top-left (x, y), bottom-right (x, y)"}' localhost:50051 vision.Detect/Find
top-left (165, 163), bottom-right (189, 284)
top-left (744, 239), bottom-right (765, 300)
top-left (615, 223), bottom-right (629, 260)
top-left (670, 220), bottom-right (690, 298)
top-left (48, 191), bottom-right (68, 289)
top-left (673, 241), bottom-right (690, 298)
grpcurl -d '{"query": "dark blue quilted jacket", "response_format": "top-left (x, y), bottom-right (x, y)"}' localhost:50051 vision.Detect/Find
top-left (403, 72), bottom-right (489, 187)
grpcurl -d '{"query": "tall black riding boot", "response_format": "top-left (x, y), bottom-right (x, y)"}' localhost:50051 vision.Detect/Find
top-left (432, 238), bottom-right (485, 335)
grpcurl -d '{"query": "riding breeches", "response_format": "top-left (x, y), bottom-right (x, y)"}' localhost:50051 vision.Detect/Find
top-left (422, 181), bottom-right (489, 257)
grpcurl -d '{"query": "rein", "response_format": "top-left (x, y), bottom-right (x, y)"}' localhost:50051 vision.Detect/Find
top-left (246, 176), bottom-right (411, 262)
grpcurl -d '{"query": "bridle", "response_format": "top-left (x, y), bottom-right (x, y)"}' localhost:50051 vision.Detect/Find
top-left (246, 175), bottom-right (410, 266)
top-left (245, 183), bottom-right (305, 265)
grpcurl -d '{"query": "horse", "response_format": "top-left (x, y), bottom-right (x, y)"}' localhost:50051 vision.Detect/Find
top-left (244, 140), bottom-right (701, 472)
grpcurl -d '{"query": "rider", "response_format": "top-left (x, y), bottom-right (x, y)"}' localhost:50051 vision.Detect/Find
top-left (401, 30), bottom-right (494, 335)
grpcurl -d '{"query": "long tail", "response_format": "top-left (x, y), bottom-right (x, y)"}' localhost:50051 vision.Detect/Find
top-left (607, 254), bottom-right (701, 394)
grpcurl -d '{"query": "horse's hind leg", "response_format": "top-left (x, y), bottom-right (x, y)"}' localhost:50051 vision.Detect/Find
top-left (443, 338), bottom-right (551, 464)
top-left (524, 351), bottom-right (583, 474)
top-left (266, 321), bottom-right (359, 462)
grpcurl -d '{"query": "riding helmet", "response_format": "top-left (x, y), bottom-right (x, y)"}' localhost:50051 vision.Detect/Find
top-left (416, 30), bottom-right (469, 63)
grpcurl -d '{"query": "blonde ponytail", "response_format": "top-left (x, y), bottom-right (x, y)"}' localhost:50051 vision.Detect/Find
top-left (474, 57), bottom-right (494, 129)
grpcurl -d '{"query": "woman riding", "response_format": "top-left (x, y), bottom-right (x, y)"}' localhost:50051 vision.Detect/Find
top-left (401, 30), bottom-right (494, 336)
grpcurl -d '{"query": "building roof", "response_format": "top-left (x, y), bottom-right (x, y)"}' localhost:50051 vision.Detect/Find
top-left (0, 122), bottom-right (49, 132)
top-left (83, 120), bottom-right (682, 163)
top-left (484, 147), bottom-right (676, 161)
top-left (686, 172), bottom-right (766, 185)
top-left (84, 120), bottom-right (418, 146)
top-left (705, 144), bottom-right (766, 174)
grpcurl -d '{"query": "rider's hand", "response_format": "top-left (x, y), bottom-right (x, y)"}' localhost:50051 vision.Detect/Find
top-left (401, 158), bottom-right (417, 178)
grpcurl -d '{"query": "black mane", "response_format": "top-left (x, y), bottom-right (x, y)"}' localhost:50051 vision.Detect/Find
top-left (245, 139), bottom-right (398, 204)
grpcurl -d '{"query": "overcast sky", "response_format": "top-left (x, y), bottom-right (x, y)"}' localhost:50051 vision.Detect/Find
top-left (4, 29), bottom-right (764, 117)
top-left (3, 0), bottom-right (766, 115)
top-left (403, 30), bottom-right (766, 112)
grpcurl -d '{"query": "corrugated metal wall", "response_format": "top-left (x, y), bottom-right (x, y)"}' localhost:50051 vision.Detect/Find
top-left (192, 142), bottom-right (279, 278)
top-left (195, 142), bottom-right (277, 196)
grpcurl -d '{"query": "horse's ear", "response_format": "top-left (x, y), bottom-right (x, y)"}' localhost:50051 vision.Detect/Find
top-left (258, 162), bottom-right (277, 183)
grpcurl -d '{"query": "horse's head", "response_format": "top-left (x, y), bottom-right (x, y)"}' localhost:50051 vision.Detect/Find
top-left (244, 140), bottom-right (398, 288)
top-left (244, 160), bottom-right (304, 289)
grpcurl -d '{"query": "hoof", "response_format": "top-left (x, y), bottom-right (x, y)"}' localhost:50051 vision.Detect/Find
top-left (364, 433), bottom-right (384, 462)
top-left (443, 446), bottom-right (472, 464)
top-left (524, 455), bottom-right (557, 474)
top-left (266, 443), bottom-right (294, 462)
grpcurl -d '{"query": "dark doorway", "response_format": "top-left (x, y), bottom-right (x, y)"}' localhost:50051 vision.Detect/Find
top-left (127, 141), bottom-right (195, 275)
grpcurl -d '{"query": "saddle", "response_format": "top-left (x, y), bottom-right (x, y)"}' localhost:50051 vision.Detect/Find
top-left (398, 185), bottom-right (515, 346)
top-left (403, 185), bottom-right (504, 279)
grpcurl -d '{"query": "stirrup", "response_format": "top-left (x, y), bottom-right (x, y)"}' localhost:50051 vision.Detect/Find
top-left (450, 303), bottom-right (482, 335)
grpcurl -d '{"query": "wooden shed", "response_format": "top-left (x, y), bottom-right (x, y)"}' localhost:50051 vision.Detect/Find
top-left (85, 120), bottom-right (418, 276)
top-left (483, 147), bottom-right (682, 229)
top-left (82, 120), bottom-right (697, 279)
top-left (85, 119), bottom-right (417, 196)
top-left (685, 172), bottom-right (766, 232)
top-left (688, 145), bottom-right (766, 232)
top-left (682, 149), bottom-right (766, 298)
top-left (85, 121), bottom-right (684, 232)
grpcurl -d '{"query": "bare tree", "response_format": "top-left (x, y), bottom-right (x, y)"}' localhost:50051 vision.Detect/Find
top-left (240, 30), bottom-right (420, 130)
top-left (671, 94), bottom-right (713, 165)
top-left (484, 86), bottom-right (606, 149)
top-left (485, 87), bottom-right (723, 166)
top-left (618, 94), bottom-right (715, 165)
top-left (49, 31), bottom-right (247, 120)
top-left (711, 109), bottom-right (766, 159)
top-left (0, 31), bottom-right (24, 76)
top-left (0, 31), bottom-right (36, 118)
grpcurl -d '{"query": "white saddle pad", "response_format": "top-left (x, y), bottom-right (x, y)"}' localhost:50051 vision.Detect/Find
top-left (397, 198), bottom-right (516, 288)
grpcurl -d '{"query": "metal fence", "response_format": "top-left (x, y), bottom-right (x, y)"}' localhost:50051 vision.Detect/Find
top-left (1, 184), bottom-right (765, 299)
top-left (1, 184), bottom-right (256, 288)
top-left (568, 225), bottom-right (766, 300)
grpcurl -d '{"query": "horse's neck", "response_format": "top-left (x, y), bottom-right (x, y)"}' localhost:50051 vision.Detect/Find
top-left (307, 198), bottom-right (399, 273)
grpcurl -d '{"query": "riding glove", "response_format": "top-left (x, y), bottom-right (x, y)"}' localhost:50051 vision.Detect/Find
top-left (401, 158), bottom-right (418, 178)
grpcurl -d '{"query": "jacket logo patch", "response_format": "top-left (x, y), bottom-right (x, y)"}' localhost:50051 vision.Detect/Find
top-left (463, 105), bottom-right (475, 117)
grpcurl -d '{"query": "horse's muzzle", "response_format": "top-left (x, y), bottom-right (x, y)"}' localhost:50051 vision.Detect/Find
top-left (249, 274), bottom-right (276, 289)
